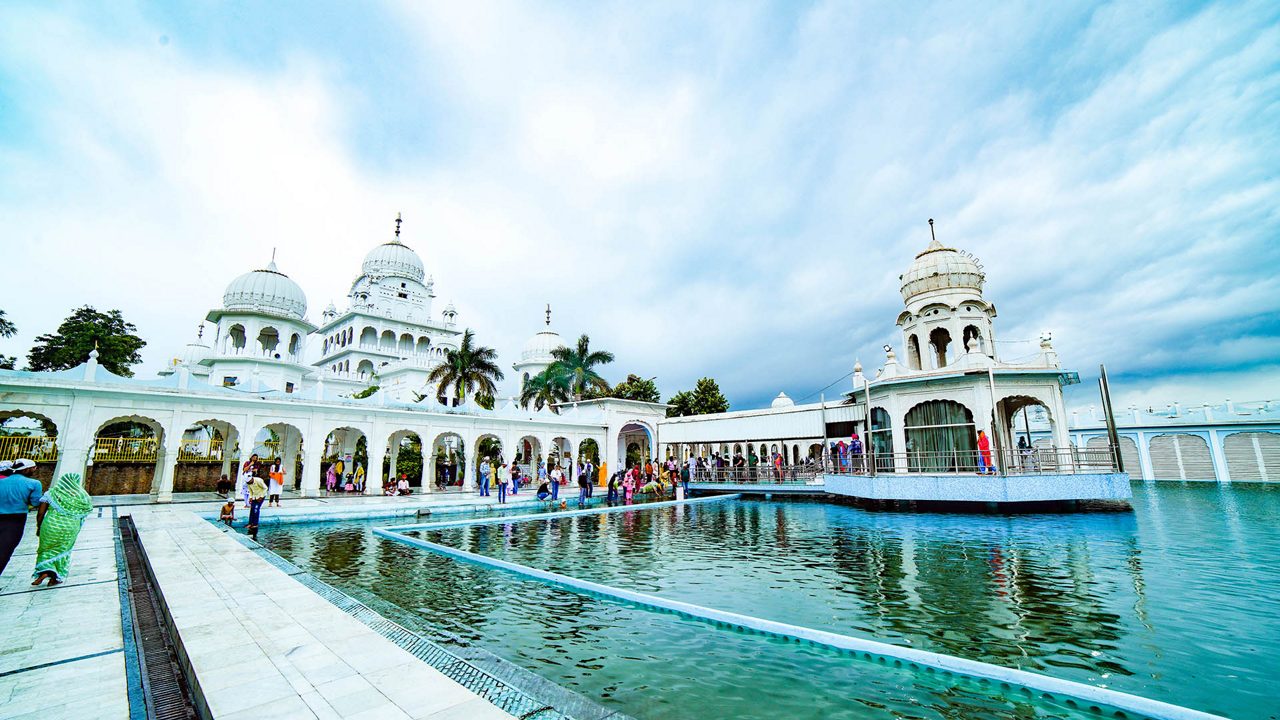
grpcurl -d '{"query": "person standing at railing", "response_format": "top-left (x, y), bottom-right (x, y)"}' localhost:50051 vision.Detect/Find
top-left (977, 430), bottom-right (996, 475)
top-left (0, 460), bottom-right (43, 577)
top-left (680, 462), bottom-right (691, 496)
top-left (850, 434), bottom-right (864, 475)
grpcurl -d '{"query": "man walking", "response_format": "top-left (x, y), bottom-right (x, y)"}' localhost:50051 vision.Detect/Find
top-left (0, 460), bottom-right (43, 576)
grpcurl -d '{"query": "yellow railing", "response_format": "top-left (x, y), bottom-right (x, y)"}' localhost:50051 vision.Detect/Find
top-left (178, 439), bottom-right (225, 463)
top-left (94, 437), bottom-right (159, 463)
top-left (0, 435), bottom-right (58, 462)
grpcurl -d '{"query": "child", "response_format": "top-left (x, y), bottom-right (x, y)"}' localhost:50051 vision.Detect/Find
top-left (343, 474), bottom-right (355, 493)
top-left (219, 499), bottom-right (235, 526)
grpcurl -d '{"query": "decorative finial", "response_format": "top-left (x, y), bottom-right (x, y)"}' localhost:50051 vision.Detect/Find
top-left (545, 303), bottom-right (551, 326)
top-left (271, 247), bottom-right (277, 263)
top-left (928, 218), bottom-right (936, 242)
top-left (395, 212), bottom-right (402, 239)
top-left (197, 323), bottom-right (204, 340)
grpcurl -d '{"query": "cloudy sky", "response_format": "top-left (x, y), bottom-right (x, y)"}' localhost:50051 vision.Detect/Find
top-left (1, 1), bottom-right (1277, 412)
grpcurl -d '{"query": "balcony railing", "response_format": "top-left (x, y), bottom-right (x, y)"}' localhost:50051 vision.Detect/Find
top-left (824, 445), bottom-right (1120, 477)
top-left (94, 437), bottom-right (159, 463)
top-left (690, 465), bottom-right (822, 485)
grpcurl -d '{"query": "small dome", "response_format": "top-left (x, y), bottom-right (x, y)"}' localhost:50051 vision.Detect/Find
top-left (181, 340), bottom-right (211, 366)
top-left (521, 329), bottom-right (564, 362)
top-left (362, 239), bottom-right (425, 282)
top-left (223, 261), bottom-right (308, 321)
top-left (900, 239), bottom-right (985, 302)
top-left (771, 391), bottom-right (795, 408)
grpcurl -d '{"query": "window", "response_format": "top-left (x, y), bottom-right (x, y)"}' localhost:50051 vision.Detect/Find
top-left (400, 282), bottom-right (406, 288)
top-left (285, 382), bottom-right (295, 394)
top-left (904, 400), bottom-right (976, 472)
top-left (222, 376), bottom-right (238, 387)
top-left (397, 292), bottom-right (408, 299)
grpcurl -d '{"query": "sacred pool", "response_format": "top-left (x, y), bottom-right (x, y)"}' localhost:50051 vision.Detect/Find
top-left (248, 482), bottom-right (1279, 720)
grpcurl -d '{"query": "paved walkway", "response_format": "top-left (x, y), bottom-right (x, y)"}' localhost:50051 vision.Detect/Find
top-left (0, 492), bottom-right (541, 719)
top-left (0, 510), bottom-right (128, 720)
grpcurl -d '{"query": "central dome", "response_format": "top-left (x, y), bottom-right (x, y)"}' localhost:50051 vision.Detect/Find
top-left (899, 239), bottom-right (985, 302)
top-left (362, 239), bottom-right (425, 282)
top-left (223, 261), bottom-right (308, 321)
top-left (521, 329), bottom-right (565, 362)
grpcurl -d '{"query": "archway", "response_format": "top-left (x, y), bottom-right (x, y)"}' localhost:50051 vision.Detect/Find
top-left (578, 438), bottom-right (600, 464)
top-left (868, 406), bottom-right (893, 472)
top-left (474, 434), bottom-right (504, 488)
top-left (907, 334), bottom-right (922, 370)
top-left (89, 415), bottom-right (165, 496)
top-left (517, 435), bottom-right (542, 477)
top-left (429, 432), bottom-right (465, 490)
top-left (549, 436), bottom-right (573, 473)
top-left (616, 422), bottom-right (653, 471)
top-left (262, 422), bottom-right (304, 492)
top-left (903, 400), bottom-right (976, 473)
top-left (928, 327), bottom-right (951, 368)
top-left (174, 418), bottom-right (241, 493)
top-left (1224, 432), bottom-right (1280, 482)
top-left (0, 410), bottom-right (60, 488)
top-left (999, 395), bottom-right (1057, 471)
top-left (385, 430), bottom-right (424, 491)
top-left (258, 326), bottom-right (280, 356)
top-left (322, 426), bottom-right (368, 492)
top-left (962, 325), bottom-right (986, 354)
top-left (1150, 433), bottom-right (1214, 480)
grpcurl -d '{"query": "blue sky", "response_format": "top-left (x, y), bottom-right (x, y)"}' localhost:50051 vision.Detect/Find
top-left (0, 1), bottom-right (1277, 411)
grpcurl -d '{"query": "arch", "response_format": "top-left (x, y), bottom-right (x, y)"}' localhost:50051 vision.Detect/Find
top-left (868, 406), bottom-right (893, 472)
top-left (616, 421), bottom-right (654, 470)
top-left (89, 414), bottom-right (167, 496)
top-left (516, 435), bottom-right (543, 476)
top-left (0, 410), bottom-right (61, 473)
top-left (288, 333), bottom-right (301, 357)
top-left (380, 329), bottom-right (396, 351)
top-left (1149, 433), bottom-right (1214, 480)
top-left (549, 436), bottom-right (573, 470)
top-left (1223, 431), bottom-right (1280, 482)
top-left (356, 359), bottom-right (375, 378)
top-left (903, 399), bottom-right (976, 472)
top-left (360, 326), bottom-right (378, 346)
top-left (1086, 435), bottom-right (1140, 477)
top-left (322, 426), bottom-right (369, 492)
top-left (399, 333), bottom-right (415, 354)
top-left (227, 324), bottom-right (247, 352)
top-left (417, 336), bottom-right (431, 354)
top-left (323, 338), bottom-right (329, 354)
top-left (429, 432), bottom-right (466, 489)
top-left (257, 326), bottom-right (280, 355)
top-left (579, 438), bottom-right (600, 464)
top-left (928, 327), bottom-right (952, 368)
top-left (962, 325), bottom-right (986, 354)
top-left (907, 334), bottom-right (922, 370)
top-left (384, 430), bottom-right (424, 489)
top-left (474, 434), bottom-right (505, 490)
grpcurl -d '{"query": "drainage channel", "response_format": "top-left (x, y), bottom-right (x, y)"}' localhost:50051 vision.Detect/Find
top-left (118, 516), bottom-right (199, 720)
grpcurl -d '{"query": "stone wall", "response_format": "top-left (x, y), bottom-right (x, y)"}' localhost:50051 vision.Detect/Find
top-left (174, 464), bottom-right (223, 493)
top-left (85, 462), bottom-right (156, 495)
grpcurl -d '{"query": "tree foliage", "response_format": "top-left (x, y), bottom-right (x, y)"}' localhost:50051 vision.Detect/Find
top-left (0, 308), bottom-right (16, 370)
top-left (423, 329), bottom-right (504, 405)
top-left (549, 334), bottom-right (614, 401)
top-left (519, 369), bottom-right (569, 411)
top-left (27, 306), bottom-right (146, 377)
top-left (666, 377), bottom-right (730, 418)
top-left (587, 373), bottom-right (660, 403)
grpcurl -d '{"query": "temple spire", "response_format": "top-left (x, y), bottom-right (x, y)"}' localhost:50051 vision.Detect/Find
top-left (394, 212), bottom-right (402, 240)
top-left (928, 218), bottom-right (936, 242)
top-left (545, 303), bottom-right (551, 326)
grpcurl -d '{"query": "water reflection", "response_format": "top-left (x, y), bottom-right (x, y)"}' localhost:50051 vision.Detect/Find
top-left (256, 484), bottom-right (1280, 720)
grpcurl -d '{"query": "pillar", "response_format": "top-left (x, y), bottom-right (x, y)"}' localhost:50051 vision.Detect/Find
top-left (301, 429), bottom-right (327, 497)
top-left (1207, 428), bottom-right (1231, 482)
top-left (153, 437), bottom-right (183, 503)
top-left (1135, 431), bottom-right (1154, 482)
top-left (421, 439), bottom-right (435, 493)
top-left (366, 435), bottom-right (385, 495)
top-left (281, 427), bottom-right (301, 492)
top-left (388, 436), bottom-right (401, 488)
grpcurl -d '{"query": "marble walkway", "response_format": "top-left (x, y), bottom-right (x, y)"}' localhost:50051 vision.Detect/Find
top-left (0, 492), bottom-right (536, 719)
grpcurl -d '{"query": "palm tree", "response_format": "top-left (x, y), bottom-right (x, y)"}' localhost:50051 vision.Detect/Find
top-left (423, 329), bottom-right (504, 406)
top-left (519, 366), bottom-right (569, 411)
top-left (549, 334), bottom-right (614, 401)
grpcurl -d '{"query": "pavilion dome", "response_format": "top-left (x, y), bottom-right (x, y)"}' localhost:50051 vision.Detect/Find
top-left (180, 339), bottom-right (212, 366)
top-left (222, 261), bottom-right (308, 321)
top-left (771, 391), bottom-right (795, 408)
top-left (520, 328), bottom-right (565, 363)
top-left (362, 239), bottom-right (425, 282)
top-left (899, 238), bottom-right (985, 303)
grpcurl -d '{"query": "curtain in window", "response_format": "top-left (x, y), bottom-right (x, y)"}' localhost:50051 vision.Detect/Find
top-left (904, 400), bottom-right (976, 472)
top-left (869, 407), bottom-right (895, 472)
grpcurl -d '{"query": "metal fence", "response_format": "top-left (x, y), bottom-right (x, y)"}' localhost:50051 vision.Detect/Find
top-left (824, 445), bottom-right (1120, 477)
top-left (93, 437), bottom-right (160, 463)
top-left (0, 435), bottom-right (58, 462)
top-left (690, 465), bottom-right (823, 485)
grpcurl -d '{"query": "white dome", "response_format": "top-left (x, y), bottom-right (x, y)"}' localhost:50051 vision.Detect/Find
top-left (223, 261), bottom-right (308, 321)
top-left (521, 329), bottom-right (565, 363)
top-left (900, 239), bottom-right (985, 302)
top-left (771, 391), bottom-right (795, 408)
top-left (181, 340), bottom-right (211, 366)
top-left (362, 240), bottom-right (425, 282)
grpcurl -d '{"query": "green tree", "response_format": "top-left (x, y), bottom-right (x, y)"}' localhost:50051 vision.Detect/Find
top-left (422, 329), bottom-right (504, 405)
top-left (602, 374), bottom-right (660, 403)
top-left (519, 368), bottom-right (569, 411)
top-left (0, 309), bottom-right (16, 370)
top-left (548, 334), bottom-right (614, 401)
top-left (27, 306), bottom-right (146, 377)
top-left (666, 377), bottom-right (730, 418)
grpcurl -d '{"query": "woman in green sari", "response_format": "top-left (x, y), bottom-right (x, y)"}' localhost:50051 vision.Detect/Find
top-left (31, 473), bottom-right (93, 586)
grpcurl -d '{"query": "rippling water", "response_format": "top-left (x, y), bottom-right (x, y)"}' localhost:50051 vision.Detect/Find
top-left (256, 483), bottom-right (1280, 719)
